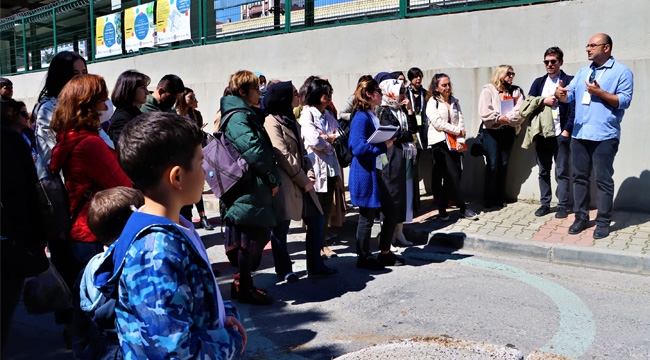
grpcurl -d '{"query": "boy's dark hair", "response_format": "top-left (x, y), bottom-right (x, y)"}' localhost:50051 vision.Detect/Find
top-left (111, 70), bottom-right (151, 108)
top-left (87, 187), bottom-right (144, 245)
top-left (544, 46), bottom-right (564, 62)
top-left (117, 112), bottom-right (203, 191)
top-left (407, 67), bottom-right (423, 81)
top-left (305, 79), bottom-right (332, 107)
top-left (157, 74), bottom-right (185, 95)
top-left (0, 77), bottom-right (12, 87)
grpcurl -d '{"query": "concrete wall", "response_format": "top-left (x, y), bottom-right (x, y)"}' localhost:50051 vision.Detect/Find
top-left (9, 0), bottom-right (650, 211)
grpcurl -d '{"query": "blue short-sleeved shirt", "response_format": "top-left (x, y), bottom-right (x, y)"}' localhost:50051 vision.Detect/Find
top-left (565, 57), bottom-right (634, 141)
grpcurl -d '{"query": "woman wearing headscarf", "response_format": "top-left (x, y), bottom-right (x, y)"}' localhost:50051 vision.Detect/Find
top-left (376, 78), bottom-right (419, 247)
top-left (264, 81), bottom-right (338, 282)
top-left (478, 65), bottom-right (525, 209)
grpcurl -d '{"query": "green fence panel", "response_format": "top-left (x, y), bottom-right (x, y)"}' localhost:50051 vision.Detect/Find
top-left (0, 0), bottom-right (565, 75)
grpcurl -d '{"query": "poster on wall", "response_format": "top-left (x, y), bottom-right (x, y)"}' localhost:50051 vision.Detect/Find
top-left (95, 12), bottom-right (122, 58)
top-left (155, 0), bottom-right (192, 45)
top-left (124, 2), bottom-right (155, 52)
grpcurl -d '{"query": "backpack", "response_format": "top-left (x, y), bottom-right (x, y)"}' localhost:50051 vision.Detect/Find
top-left (202, 111), bottom-right (250, 198)
top-left (333, 110), bottom-right (355, 168)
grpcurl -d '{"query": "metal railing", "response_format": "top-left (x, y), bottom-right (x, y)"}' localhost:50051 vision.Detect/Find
top-left (0, 0), bottom-right (560, 75)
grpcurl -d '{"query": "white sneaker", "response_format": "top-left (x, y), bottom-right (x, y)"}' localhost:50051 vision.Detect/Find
top-left (461, 209), bottom-right (478, 220)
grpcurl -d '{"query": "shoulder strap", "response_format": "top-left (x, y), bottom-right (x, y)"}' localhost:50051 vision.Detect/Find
top-left (70, 188), bottom-right (94, 222)
top-left (217, 111), bottom-right (239, 133)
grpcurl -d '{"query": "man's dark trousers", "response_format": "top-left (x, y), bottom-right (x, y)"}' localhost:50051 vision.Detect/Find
top-left (571, 137), bottom-right (619, 226)
top-left (535, 134), bottom-right (571, 209)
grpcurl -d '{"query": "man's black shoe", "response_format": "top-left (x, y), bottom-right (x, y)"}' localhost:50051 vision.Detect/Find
top-left (555, 207), bottom-right (568, 219)
top-left (593, 225), bottom-right (610, 239)
top-left (356, 255), bottom-right (385, 271)
top-left (568, 218), bottom-right (589, 234)
top-left (535, 205), bottom-right (551, 217)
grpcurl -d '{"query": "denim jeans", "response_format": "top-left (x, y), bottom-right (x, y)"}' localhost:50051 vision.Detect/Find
top-left (535, 134), bottom-right (571, 208)
top-left (482, 127), bottom-right (516, 207)
top-left (270, 214), bottom-right (329, 276)
top-left (571, 138), bottom-right (619, 226)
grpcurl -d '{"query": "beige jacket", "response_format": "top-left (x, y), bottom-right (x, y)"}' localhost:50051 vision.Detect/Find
top-left (478, 83), bottom-right (525, 134)
top-left (264, 114), bottom-right (322, 222)
top-left (520, 96), bottom-right (556, 149)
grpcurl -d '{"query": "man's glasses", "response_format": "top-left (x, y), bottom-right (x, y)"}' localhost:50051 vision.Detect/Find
top-left (585, 43), bottom-right (607, 49)
top-left (506, 71), bottom-right (516, 77)
top-left (543, 59), bottom-right (558, 65)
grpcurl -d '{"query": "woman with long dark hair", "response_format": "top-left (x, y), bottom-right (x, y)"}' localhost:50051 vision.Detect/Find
top-left (425, 73), bottom-right (478, 220)
top-left (264, 81), bottom-right (338, 282)
top-left (176, 87), bottom-right (214, 230)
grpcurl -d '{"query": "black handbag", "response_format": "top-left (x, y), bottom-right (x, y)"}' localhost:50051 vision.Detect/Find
top-left (36, 172), bottom-right (72, 238)
top-left (470, 126), bottom-right (487, 157)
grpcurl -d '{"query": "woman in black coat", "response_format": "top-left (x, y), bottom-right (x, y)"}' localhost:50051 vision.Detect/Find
top-left (1, 100), bottom-right (49, 354)
top-left (376, 78), bottom-right (420, 251)
top-left (107, 70), bottom-right (150, 143)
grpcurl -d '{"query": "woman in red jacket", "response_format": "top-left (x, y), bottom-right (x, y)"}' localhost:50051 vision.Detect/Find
top-left (50, 74), bottom-right (132, 282)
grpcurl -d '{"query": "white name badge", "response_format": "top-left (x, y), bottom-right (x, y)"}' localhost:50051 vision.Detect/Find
top-left (581, 91), bottom-right (591, 105)
top-left (415, 114), bottom-right (422, 126)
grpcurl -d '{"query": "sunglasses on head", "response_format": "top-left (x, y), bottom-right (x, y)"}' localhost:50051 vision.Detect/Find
top-left (543, 59), bottom-right (558, 65)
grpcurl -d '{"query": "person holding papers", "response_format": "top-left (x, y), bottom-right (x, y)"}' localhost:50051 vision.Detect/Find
top-left (348, 78), bottom-right (404, 270)
top-left (478, 65), bottom-right (525, 209)
top-left (425, 73), bottom-right (478, 221)
top-left (376, 78), bottom-right (420, 247)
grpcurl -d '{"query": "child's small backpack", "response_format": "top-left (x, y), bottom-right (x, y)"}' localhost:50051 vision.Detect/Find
top-left (202, 111), bottom-right (250, 198)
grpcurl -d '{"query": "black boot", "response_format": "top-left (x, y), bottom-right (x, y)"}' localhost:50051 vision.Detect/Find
top-left (199, 216), bottom-right (214, 230)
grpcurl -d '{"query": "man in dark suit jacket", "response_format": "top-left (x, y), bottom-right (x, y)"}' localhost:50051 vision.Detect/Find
top-left (528, 47), bottom-right (575, 219)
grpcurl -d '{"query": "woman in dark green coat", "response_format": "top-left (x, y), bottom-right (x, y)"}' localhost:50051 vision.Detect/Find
top-left (220, 70), bottom-right (281, 306)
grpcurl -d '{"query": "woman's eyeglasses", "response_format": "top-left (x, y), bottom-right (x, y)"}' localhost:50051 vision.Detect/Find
top-left (543, 59), bottom-right (558, 65)
top-left (506, 71), bottom-right (516, 77)
top-left (187, 95), bottom-right (196, 101)
top-left (439, 83), bottom-right (452, 88)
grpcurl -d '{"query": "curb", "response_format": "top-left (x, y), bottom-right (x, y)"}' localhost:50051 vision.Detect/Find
top-left (421, 230), bottom-right (649, 276)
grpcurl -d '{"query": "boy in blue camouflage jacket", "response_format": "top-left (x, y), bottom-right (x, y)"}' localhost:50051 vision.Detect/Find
top-left (93, 112), bottom-right (246, 359)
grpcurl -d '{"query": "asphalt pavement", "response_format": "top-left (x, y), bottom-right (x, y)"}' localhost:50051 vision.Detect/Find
top-left (3, 188), bottom-right (649, 359)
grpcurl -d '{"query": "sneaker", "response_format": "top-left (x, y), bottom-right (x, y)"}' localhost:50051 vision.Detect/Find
top-left (284, 272), bottom-right (299, 283)
top-left (460, 208), bottom-right (478, 220)
top-left (238, 287), bottom-right (275, 306)
top-left (535, 205), bottom-right (551, 217)
top-left (308, 267), bottom-right (339, 278)
top-left (377, 251), bottom-right (406, 266)
top-left (439, 210), bottom-right (449, 221)
top-left (356, 255), bottom-right (385, 271)
top-left (555, 207), bottom-right (568, 219)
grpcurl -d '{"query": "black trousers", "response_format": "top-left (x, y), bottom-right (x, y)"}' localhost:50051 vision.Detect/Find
top-left (431, 142), bottom-right (467, 212)
top-left (482, 127), bottom-right (516, 207)
top-left (535, 134), bottom-right (571, 208)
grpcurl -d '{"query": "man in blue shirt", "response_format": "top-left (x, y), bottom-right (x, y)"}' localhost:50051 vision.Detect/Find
top-left (556, 33), bottom-right (634, 239)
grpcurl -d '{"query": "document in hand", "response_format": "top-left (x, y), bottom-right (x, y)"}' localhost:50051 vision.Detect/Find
top-left (500, 97), bottom-right (515, 115)
top-left (367, 125), bottom-right (399, 144)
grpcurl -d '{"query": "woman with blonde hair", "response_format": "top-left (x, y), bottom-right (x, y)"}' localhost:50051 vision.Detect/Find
top-left (478, 65), bottom-right (525, 209)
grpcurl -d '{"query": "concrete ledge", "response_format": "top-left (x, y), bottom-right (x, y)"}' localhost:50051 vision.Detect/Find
top-left (426, 230), bottom-right (647, 276)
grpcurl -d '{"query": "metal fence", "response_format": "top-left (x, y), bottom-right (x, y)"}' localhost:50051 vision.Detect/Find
top-left (0, 0), bottom-right (560, 75)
